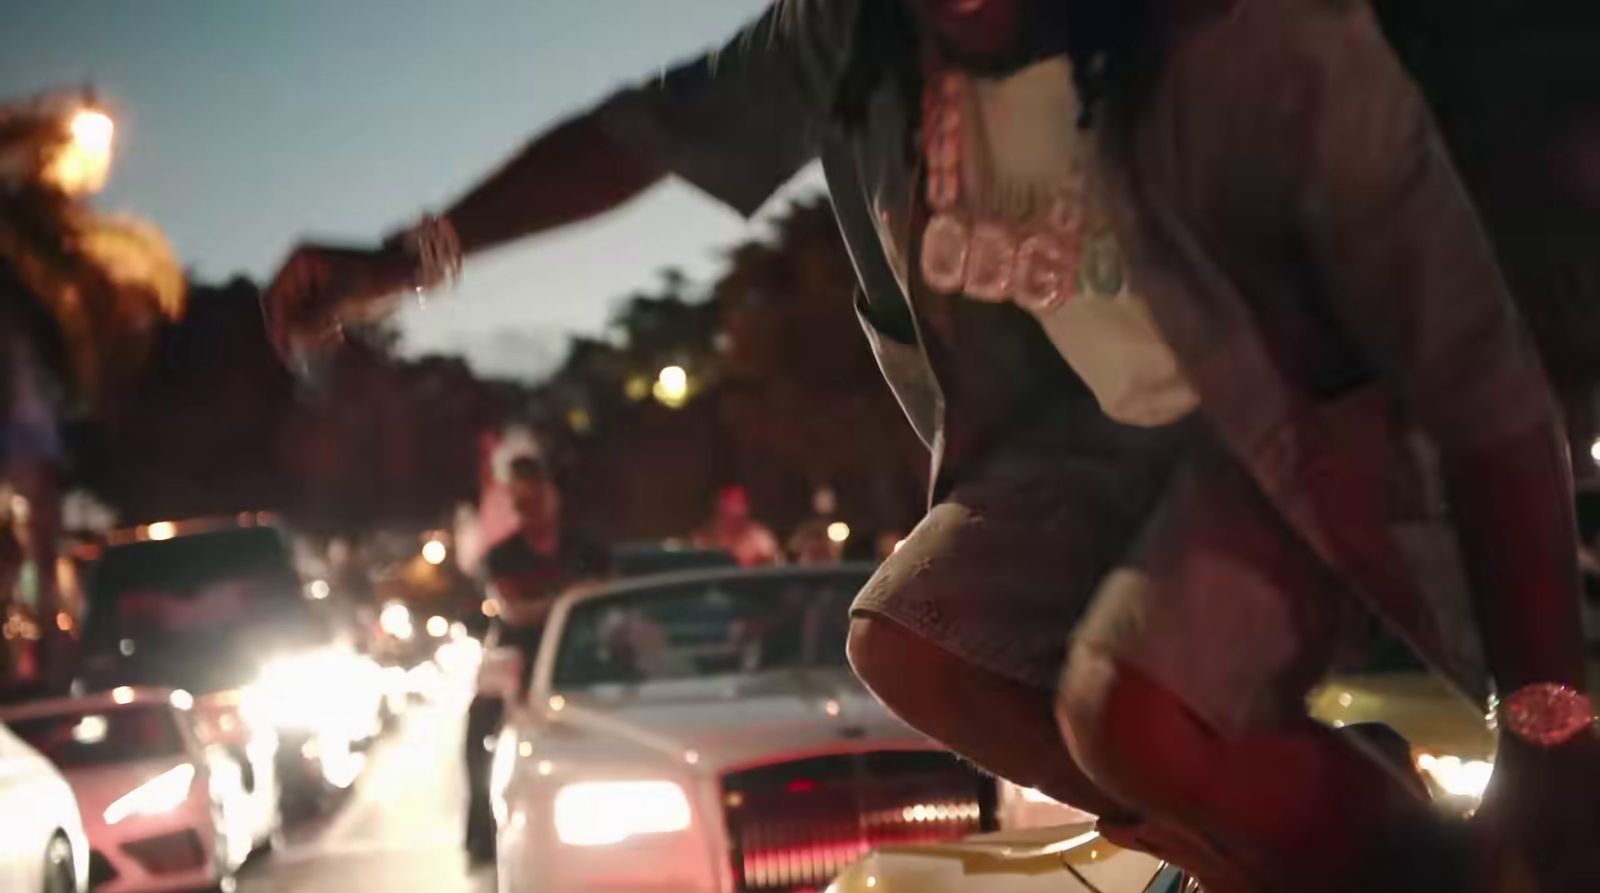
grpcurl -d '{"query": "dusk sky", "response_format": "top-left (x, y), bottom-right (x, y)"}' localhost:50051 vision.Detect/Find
top-left (2, 1), bottom-right (824, 379)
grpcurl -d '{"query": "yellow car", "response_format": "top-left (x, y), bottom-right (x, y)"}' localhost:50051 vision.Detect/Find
top-left (830, 639), bottom-right (1600, 893)
top-left (828, 822), bottom-right (1186, 893)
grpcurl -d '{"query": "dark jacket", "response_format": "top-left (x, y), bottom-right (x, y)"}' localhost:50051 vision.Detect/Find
top-left (596, 0), bottom-right (1573, 700)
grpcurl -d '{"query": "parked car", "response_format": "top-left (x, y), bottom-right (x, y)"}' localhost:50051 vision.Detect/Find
top-left (0, 720), bottom-right (90, 893)
top-left (489, 564), bottom-right (996, 893)
top-left (77, 525), bottom-right (383, 812)
top-left (1, 687), bottom-right (272, 892)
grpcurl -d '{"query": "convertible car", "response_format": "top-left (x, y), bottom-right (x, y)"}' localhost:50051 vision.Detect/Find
top-left (488, 564), bottom-right (1000, 893)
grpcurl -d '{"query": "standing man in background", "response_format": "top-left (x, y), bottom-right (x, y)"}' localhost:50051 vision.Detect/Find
top-left (465, 455), bottom-right (611, 864)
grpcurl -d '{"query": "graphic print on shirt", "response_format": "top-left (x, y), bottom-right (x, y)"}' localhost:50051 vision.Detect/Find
top-left (911, 57), bottom-right (1199, 427)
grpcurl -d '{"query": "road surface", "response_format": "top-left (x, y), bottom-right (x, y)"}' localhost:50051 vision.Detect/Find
top-left (238, 698), bottom-right (493, 893)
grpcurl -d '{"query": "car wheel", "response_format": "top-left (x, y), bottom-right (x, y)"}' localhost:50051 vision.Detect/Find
top-left (41, 834), bottom-right (75, 893)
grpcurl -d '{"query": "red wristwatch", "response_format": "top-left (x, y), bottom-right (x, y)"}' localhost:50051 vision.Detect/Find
top-left (1493, 683), bottom-right (1597, 747)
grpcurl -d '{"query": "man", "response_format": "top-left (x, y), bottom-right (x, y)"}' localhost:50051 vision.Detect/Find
top-left (464, 455), bottom-right (610, 863)
top-left (692, 484), bottom-right (781, 567)
top-left (265, 1), bottom-right (1598, 887)
top-left (789, 486), bottom-right (845, 564)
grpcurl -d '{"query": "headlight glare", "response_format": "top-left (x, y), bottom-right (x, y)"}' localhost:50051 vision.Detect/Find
top-left (554, 780), bottom-right (691, 846)
top-left (1415, 752), bottom-right (1494, 799)
top-left (103, 764), bottom-right (196, 824)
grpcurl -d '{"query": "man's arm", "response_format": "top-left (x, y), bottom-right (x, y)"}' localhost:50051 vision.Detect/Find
top-left (442, 116), bottom-right (665, 256)
top-left (264, 0), bottom-right (861, 345)
top-left (1290, 0), bottom-right (1587, 698)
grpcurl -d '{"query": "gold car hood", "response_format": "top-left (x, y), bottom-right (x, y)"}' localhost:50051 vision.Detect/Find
top-left (830, 824), bottom-right (1168, 892)
top-left (1308, 672), bottom-right (1494, 760)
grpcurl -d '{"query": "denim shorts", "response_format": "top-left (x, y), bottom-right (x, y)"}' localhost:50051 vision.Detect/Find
top-left (852, 417), bottom-right (1359, 733)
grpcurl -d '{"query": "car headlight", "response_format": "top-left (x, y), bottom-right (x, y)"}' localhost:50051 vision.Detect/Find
top-left (553, 780), bottom-right (691, 846)
top-left (247, 647), bottom-right (382, 737)
top-left (103, 764), bottom-right (197, 825)
top-left (1415, 752), bottom-right (1494, 799)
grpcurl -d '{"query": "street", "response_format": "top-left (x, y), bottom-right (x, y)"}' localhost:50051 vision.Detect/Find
top-left (239, 698), bottom-right (492, 893)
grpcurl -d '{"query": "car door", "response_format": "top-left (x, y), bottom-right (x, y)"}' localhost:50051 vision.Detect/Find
top-left (0, 724), bottom-right (49, 891)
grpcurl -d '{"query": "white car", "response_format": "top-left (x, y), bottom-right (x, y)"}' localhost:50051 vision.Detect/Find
top-left (0, 719), bottom-right (89, 893)
top-left (490, 565), bottom-right (997, 893)
top-left (1, 687), bottom-right (273, 892)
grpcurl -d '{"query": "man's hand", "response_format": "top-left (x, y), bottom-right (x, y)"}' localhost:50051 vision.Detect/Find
top-left (260, 242), bottom-right (414, 365)
top-left (1474, 730), bottom-right (1600, 888)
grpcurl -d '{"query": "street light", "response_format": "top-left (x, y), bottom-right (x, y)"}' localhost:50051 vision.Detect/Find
top-left (653, 365), bottom-right (690, 409)
top-left (46, 107), bottom-right (115, 195)
top-left (422, 538), bottom-right (448, 566)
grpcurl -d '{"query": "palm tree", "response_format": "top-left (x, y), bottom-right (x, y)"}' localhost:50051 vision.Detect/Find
top-left (0, 90), bottom-right (183, 690)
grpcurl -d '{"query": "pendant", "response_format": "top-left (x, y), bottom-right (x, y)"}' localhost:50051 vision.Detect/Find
top-left (963, 221), bottom-right (1017, 302)
top-left (1014, 231), bottom-right (1079, 313)
top-left (1045, 187), bottom-right (1087, 239)
top-left (927, 167), bottom-right (960, 213)
top-left (920, 213), bottom-right (971, 294)
top-left (1080, 231), bottom-right (1126, 298)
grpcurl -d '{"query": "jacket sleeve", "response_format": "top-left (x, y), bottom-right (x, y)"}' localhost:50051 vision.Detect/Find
top-left (1290, 0), bottom-right (1585, 688)
top-left (592, 0), bottom-right (860, 217)
top-left (1291, 0), bottom-right (1551, 448)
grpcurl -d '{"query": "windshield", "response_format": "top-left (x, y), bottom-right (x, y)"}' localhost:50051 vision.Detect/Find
top-left (7, 704), bottom-right (186, 769)
top-left (80, 527), bottom-right (327, 692)
top-left (552, 571), bottom-right (866, 691)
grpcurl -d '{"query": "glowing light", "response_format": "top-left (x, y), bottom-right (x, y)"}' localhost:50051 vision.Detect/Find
top-left (482, 600), bottom-right (501, 618)
top-left (45, 108), bottom-right (115, 195)
top-left (684, 749), bottom-right (700, 765)
top-left (1414, 752), bottom-right (1494, 799)
top-left (146, 521), bottom-right (177, 541)
top-left (250, 647), bottom-right (387, 744)
top-left (1591, 437), bottom-right (1600, 465)
top-left (55, 612), bottom-right (72, 632)
top-left (653, 365), bottom-right (690, 408)
top-left (518, 741), bottom-right (534, 758)
top-left (307, 579), bottom-right (331, 600)
top-left (426, 615), bottom-right (449, 638)
top-left (824, 699), bottom-right (841, 717)
top-left (119, 639), bottom-right (136, 656)
top-left (826, 522), bottom-right (851, 544)
top-left (379, 602), bottom-right (414, 640)
top-left (103, 763), bottom-right (195, 824)
top-left (169, 689), bottom-right (194, 711)
top-left (554, 780), bottom-right (691, 846)
top-left (537, 760), bottom-right (554, 776)
top-left (1020, 786), bottom-right (1059, 804)
top-left (112, 686), bottom-right (135, 705)
top-left (548, 695), bottom-right (566, 713)
top-left (72, 715), bottom-right (108, 745)
top-left (422, 538), bottom-right (448, 566)
top-left (1337, 691), bottom-right (1354, 708)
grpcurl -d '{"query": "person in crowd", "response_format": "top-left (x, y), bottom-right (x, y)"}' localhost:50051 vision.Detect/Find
top-left (265, 0), bottom-right (1599, 887)
top-left (464, 455), bottom-right (611, 864)
top-left (788, 486), bottom-right (845, 565)
top-left (692, 484), bottom-right (781, 567)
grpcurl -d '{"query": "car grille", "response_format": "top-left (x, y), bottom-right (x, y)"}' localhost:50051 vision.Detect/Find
top-left (88, 849), bottom-right (118, 886)
top-left (722, 750), bottom-right (995, 892)
top-left (122, 829), bottom-right (207, 875)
